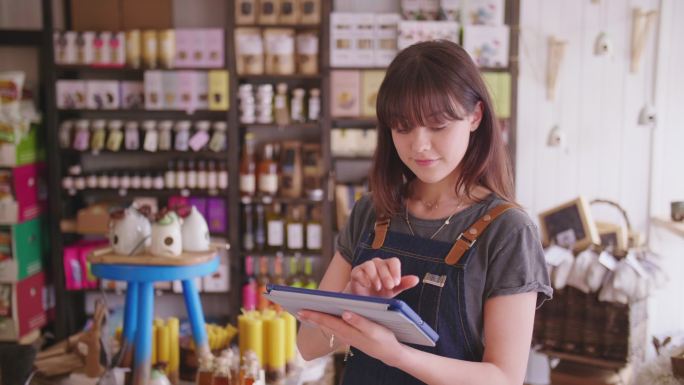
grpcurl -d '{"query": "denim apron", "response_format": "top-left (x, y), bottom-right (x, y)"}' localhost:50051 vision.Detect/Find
top-left (341, 203), bottom-right (514, 385)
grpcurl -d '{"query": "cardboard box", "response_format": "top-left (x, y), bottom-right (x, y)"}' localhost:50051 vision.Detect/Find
top-left (482, 71), bottom-right (511, 118)
top-left (120, 81), bottom-right (145, 109)
top-left (330, 13), bottom-right (357, 67)
top-left (398, 20), bottom-right (460, 50)
top-left (462, 25), bottom-right (510, 68)
top-left (144, 71), bottom-right (164, 110)
top-left (70, 0), bottom-right (122, 31)
top-left (206, 198), bottom-right (226, 233)
top-left (202, 250), bottom-right (229, 292)
top-left (176, 71), bottom-right (198, 113)
top-left (0, 272), bottom-right (47, 341)
top-left (0, 218), bottom-right (45, 282)
top-left (330, 70), bottom-right (361, 117)
top-left (161, 71), bottom-right (178, 110)
top-left (462, 0), bottom-right (505, 25)
top-left (0, 163), bottom-right (46, 225)
top-left (0, 121), bottom-right (45, 167)
top-left (374, 13), bottom-right (401, 67)
top-left (204, 29), bottom-right (225, 68)
top-left (86, 80), bottom-right (121, 110)
top-left (174, 29), bottom-right (193, 68)
top-left (76, 204), bottom-right (110, 235)
top-left (361, 70), bottom-right (385, 117)
top-left (355, 13), bottom-right (376, 67)
top-left (56, 80), bottom-right (87, 109)
top-left (121, 0), bottom-right (173, 30)
top-left (208, 70), bottom-right (229, 111)
top-left (195, 72), bottom-right (210, 110)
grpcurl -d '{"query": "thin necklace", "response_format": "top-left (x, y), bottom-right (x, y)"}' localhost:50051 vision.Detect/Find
top-left (404, 202), bottom-right (463, 240)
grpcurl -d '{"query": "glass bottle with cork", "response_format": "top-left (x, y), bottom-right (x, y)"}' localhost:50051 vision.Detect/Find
top-left (240, 133), bottom-right (257, 198)
top-left (257, 143), bottom-right (279, 198)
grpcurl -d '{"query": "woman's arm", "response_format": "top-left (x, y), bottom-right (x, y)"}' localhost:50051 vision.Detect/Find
top-left (296, 252), bottom-right (351, 360)
top-left (300, 291), bottom-right (537, 385)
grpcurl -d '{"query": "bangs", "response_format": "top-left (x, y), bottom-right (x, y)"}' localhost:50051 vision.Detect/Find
top-left (377, 60), bottom-right (472, 132)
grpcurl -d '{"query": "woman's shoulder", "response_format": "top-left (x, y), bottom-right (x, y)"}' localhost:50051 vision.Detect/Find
top-left (482, 195), bottom-right (538, 235)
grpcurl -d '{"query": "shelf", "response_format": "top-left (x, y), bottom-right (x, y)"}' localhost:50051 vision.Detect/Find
top-left (61, 149), bottom-right (228, 158)
top-left (239, 196), bottom-right (323, 205)
top-left (332, 156), bottom-right (373, 161)
top-left (238, 74), bottom-right (322, 81)
top-left (64, 188), bottom-right (228, 199)
top-left (332, 118), bottom-right (377, 127)
top-left (241, 123), bottom-right (319, 130)
top-left (652, 217), bottom-right (684, 239)
top-left (239, 251), bottom-right (323, 257)
top-left (539, 349), bottom-right (627, 370)
top-left (329, 67), bottom-right (387, 71)
top-left (60, 218), bottom-right (228, 238)
top-left (57, 109), bottom-right (228, 119)
top-left (56, 65), bottom-right (225, 74)
top-left (235, 24), bottom-right (321, 30)
top-left (0, 29), bottom-right (42, 46)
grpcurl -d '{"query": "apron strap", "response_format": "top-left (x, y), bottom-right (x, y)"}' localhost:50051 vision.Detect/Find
top-left (444, 203), bottom-right (516, 265)
top-left (371, 218), bottom-right (391, 249)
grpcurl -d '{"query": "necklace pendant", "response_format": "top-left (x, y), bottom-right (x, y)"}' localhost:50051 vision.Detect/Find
top-left (445, 219), bottom-right (450, 225)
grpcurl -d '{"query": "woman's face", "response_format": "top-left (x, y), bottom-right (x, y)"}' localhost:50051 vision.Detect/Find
top-left (391, 102), bottom-right (482, 185)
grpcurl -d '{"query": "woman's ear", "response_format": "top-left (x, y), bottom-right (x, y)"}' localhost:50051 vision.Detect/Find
top-left (469, 101), bottom-right (484, 132)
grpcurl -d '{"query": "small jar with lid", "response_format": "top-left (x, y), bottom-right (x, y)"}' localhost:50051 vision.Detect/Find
top-left (164, 160), bottom-right (176, 189)
top-left (72, 119), bottom-right (91, 151)
top-left (291, 88), bottom-right (306, 123)
top-left (97, 173), bottom-right (110, 189)
top-left (209, 122), bottom-right (227, 152)
top-left (197, 160), bottom-right (208, 189)
top-left (186, 160), bottom-right (197, 189)
top-left (124, 121), bottom-right (140, 150)
top-left (191, 120), bottom-right (211, 151)
top-left (120, 173), bottom-right (131, 189)
top-left (142, 120), bottom-right (159, 152)
top-left (175, 160), bottom-right (187, 189)
top-left (106, 120), bottom-right (124, 152)
top-left (174, 120), bottom-right (191, 151)
top-left (274, 82), bottom-right (290, 126)
top-left (308, 88), bottom-right (321, 122)
top-left (131, 173), bottom-right (142, 189)
top-left (157, 120), bottom-right (173, 151)
top-left (207, 161), bottom-right (218, 190)
top-left (59, 120), bottom-right (74, 149)
top-left (90, 119), bottom-right (107, 153)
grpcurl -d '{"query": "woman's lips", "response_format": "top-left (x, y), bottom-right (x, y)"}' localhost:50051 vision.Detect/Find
top-left (414, 158), bottom-right (438, 167)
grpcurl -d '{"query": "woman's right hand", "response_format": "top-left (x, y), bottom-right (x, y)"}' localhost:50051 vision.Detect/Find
top-left (343, 257), bottom-right (419, 298)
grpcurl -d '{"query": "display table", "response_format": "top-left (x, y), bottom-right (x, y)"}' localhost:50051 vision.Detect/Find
top-left (88, 248), bottom-right (219, 385)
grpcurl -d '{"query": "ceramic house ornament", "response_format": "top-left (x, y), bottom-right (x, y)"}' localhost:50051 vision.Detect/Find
top-left (108, 205), bottom-right (152, 255)
top-left (150, 210), bottom-right (183, 257)
top-left (181, 206), bottom-right (211, 252)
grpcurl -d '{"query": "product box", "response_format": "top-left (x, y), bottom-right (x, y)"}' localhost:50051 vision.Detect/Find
top-left (462, 25), bottom-right (509, 68)
top-left (190, 29), bottom-right (206, 68)
top-left (330, 13), bottom-right (357, 67)
top-left (76, 203), bottom-right (110, 235)
top-left (86, 80), bottom-right (121, 110)
top-left (440, 0), bottom-right (465, 22)
top-left (462, 0), bottom-right (505, 25)
top-left (401, 0), bottom-right (440, 20)
top-left (206, 198), bottom-right (226, 233)
top-left (0, 272), bottom-right (48, 341)
top-left (56, 80), bottom-right (87, 109)
top-left (144, 70), bottom-right (164, 110)
top-left (120, 81), bottom-right (145, 109)
top-left (174, 29), bottom-right (193, 68)
top-left (195, 71), bottom-right (210, 110)
top-left (257, 0), bottom-right (279, 25)
top-left (208, 70), bottom-right (229, 111)
top-left (235, 0), bottom-right (257, 25)
top-left (361, 70), bottom-right (385, 117)
top-left (204, 29), bottom-right (225, 68)
top-left (0, 121), bottom-right (45, 167)
top-left (202, 248), bottom-right (229, 292)
top-left (110, 32), bottom-right (126, 66)
top-left (162, 71), bottom-right (179, 110)
top-left (0, 163), bottom-right (46, 225)
top-left (397, 20), bottom-right (460, 50)
top-left (0, 218), bottom-right (45, 282)
top-left (93, 32), bottom-right (113, 66)
top-left (482, 71), bottom-right (511, 118)
top-left (330, 70), bottom-right (361, 117)
top-left (374, 13), bottom-right (401, 67)
top-left (78, 31), bottom-right (96, 65)
top-left (176, 71), bottom-right (198, 113)
top-left (355, 13), bottom-right (376, 67)
top-left (63, 240), bottom-right (107, 290)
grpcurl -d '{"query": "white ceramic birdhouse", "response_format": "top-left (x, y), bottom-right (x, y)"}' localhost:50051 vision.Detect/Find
top-left (108, 206), bottom-right (151, 256)
top-left (181, 206), bottom-right (211, 252)
top-left (150, 211), bottom-right (183, 257)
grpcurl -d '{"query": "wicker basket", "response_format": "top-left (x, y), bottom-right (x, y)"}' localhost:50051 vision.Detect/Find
top-left (534, 199), bottom-right (648, 365)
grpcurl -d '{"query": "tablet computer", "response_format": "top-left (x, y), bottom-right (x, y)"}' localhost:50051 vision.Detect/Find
top-left (264, 284), bottom-right (439, 347)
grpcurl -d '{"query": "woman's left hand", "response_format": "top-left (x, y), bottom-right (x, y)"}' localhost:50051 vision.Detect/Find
top-left (298, 310), bottom-right (406, 367)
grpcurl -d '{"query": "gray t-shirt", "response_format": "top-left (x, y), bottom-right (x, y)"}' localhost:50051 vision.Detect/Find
top-left (336, 193), bottom-right (552, 358)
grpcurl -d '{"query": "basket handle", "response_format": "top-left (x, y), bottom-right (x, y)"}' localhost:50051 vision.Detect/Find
top-left (590, 198), bottom-right (633, 232)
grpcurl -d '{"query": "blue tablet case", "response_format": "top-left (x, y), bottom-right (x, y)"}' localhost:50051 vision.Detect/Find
top-left (264, 284), bottom-right (439, 347)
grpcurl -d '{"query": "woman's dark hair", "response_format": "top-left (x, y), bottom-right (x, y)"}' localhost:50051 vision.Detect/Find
top-left (370, 40), bottom-right (515, 218)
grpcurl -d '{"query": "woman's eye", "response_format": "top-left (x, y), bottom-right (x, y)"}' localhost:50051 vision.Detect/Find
top-left (431, 125), bottom-right (448, 131)
top-left (393, 127), bottom-right (410, 134)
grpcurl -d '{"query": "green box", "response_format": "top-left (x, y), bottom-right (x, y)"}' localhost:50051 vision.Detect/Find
top-left (0, 122), bottom-right (46, 167)
top-left (0, 217), bottom-right (44, 282)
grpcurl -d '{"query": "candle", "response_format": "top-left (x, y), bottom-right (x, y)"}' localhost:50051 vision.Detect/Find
top-left (281, 312), bottom-right (297, 372)
top-left (168, 317), bottom-right (180, 383)
top-left (264, 316), bottom-right (285, 383)
top-left (244, 317), bottom-right (263, 365)
top-left (152, 324), bottom-right (158, 364)
top-left (158, 322), bottom-right (170, 368)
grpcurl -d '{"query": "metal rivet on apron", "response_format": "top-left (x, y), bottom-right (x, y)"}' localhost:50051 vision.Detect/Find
top-left (469, 228), bottom-right (477, 235)
top-left (483, 215), bottom-right (491, 221)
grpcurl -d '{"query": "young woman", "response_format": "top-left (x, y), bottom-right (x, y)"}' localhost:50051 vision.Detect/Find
top-left (296, 40), bottom-right (552, 385)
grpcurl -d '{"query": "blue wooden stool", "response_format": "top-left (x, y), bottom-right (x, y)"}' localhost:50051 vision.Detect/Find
top-left (89, 251), bottom-right (219, 385)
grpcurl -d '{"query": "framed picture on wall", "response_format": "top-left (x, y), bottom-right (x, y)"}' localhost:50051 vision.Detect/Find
top-left (596, 221), bottom-right (628, 255)
top-left (538, 197), bottom-right (600, 252)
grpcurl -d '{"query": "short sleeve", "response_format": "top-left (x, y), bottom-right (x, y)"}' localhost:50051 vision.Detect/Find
top-left (335, 195), bottom-right (375, 264)
top-left (485, 221), bottom-right (553, 308)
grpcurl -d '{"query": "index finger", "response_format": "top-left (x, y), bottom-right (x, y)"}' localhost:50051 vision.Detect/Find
top-left (386, 257), bottom-right (402, 286)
